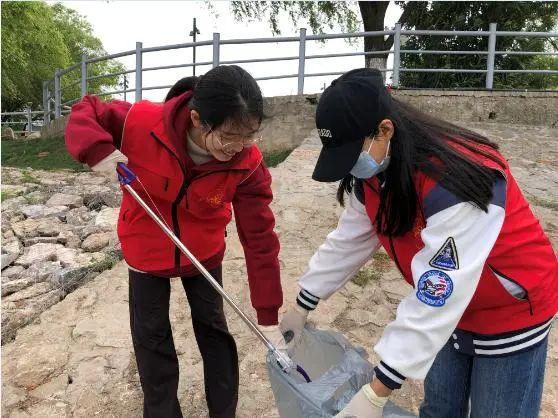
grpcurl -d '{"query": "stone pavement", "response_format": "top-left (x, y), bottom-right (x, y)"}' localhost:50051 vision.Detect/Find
top-left (2, 122), bottom-right (557, 417)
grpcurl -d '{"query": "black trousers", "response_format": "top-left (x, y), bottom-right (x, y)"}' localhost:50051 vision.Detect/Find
top-left (129, 266), bottom-right (239, 418)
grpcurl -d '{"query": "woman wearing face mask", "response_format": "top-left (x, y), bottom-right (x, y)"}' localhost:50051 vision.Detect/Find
top-left (65, 65), bottom-right (286, 418)
top-left (281, 68), bottom-right (557, 418)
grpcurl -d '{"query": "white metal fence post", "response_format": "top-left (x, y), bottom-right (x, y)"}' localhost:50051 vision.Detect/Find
top-left (54, 69), bottom-right (61, 118)
top-left (42, 81), bottom-right (49, 125)
top-left (486, 23), bottom-right (497, 89)
top-left (297, 28), bottom-right (307, 95)
top-left (81, 53), bottom-right (88, 97)
top-left (26, 106), bottom-right (32, 133)
top-left (135, 42), bottom-right (143, 101)
top-left (392, 23), bottom-right (402, 88)
top-left (213, 33), bottom-right (220, 68)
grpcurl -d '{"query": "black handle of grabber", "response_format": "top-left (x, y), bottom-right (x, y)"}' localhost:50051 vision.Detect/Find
top-left (115, 162), bottom-right (311, 382)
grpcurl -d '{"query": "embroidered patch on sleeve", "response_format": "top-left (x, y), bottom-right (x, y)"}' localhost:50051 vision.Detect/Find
top-left (429, 237), bottom-right (459, 271)
top-left (416, 270), bottom-right (454, 307)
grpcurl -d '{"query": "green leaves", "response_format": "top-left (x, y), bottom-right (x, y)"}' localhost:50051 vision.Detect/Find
top-left (398, 1), bottom-right (558, 89)
top-left (1, 2), bottom-right (124, 112)
top-left (230, 1), bottom-right (359, 36)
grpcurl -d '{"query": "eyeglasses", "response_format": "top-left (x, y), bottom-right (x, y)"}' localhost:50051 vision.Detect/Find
top-left (215, 132), bottom-right (263, 155)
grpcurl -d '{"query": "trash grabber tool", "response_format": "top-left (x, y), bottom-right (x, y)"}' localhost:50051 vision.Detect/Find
top-left (116, 163), bottom-right (311, 382)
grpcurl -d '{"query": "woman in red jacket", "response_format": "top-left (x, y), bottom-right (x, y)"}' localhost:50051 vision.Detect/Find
top-left (65, 65), bottom-right (286, 418)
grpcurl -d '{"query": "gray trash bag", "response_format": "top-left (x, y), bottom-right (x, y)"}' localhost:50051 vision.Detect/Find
top-left (266, 327), bottom-right (416, 418)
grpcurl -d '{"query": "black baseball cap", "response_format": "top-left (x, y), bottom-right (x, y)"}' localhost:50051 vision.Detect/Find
top-left (313, 68), bottom-right (392, 182)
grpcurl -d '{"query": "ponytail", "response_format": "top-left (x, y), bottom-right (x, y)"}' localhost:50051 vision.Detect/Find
top-left (165, 76), bottom-right (200, 102)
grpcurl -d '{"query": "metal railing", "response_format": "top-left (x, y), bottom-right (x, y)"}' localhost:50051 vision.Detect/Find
top-left (10, 23), bottom-right (558, 127)
top-left (1, 108), bottom-right (44, 135)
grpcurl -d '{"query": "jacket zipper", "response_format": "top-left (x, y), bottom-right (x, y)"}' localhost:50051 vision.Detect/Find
top-left (489, 264), bottom-right (533, 315)
top-left (149, 132), bottom-right (250, 267)
top-left (150, 132), bottom-right (189, 267)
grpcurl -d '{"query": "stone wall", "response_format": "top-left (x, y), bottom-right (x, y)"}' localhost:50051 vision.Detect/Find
top-left (40, 115), bottom-right (67, 139)
top-left (392, 90), bottom-right (558, 128)
top-left (40, 91), bottom-right (558, 152)
top-left (259, 95), bottom-right (319, 152)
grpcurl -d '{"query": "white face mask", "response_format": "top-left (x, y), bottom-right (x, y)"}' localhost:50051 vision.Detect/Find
top-left (350, 136), bottom-right (391, 179)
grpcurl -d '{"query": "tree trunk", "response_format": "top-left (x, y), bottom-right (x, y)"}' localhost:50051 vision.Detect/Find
top-left (358, 1), bottom-right (390, 76)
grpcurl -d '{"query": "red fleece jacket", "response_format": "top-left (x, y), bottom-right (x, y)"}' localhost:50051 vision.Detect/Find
top-left (65, 94), bottom-right (283, 325)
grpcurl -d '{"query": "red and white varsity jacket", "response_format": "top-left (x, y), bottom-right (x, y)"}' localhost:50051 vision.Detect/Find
top-left (296, 146), bottom-right (557, 390)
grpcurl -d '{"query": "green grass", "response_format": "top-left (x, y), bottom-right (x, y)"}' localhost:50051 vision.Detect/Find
top-left (352, 268), bottom-right (383, 287)
top-left (351, 251), bottom-right (394, 287)
top-left (263, 149), bottom-right (293, 168)
top-left (1, 136), bottom-right (88, 172)
top-left (89, 250), bottom-right (122, 273)
top-left (0, 190), bottom-right (19, 202)
top-left (21, 169), bottom-right (40, 183)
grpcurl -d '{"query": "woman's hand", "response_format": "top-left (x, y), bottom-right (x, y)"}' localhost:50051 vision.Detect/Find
top-left (279, 305), bottom-right (309, 347)
top-left (260, 325), bottom-right (288, 356)
top-left (91, 149), bottom-right (128, 178)
top-left (334, 382), bottom-right (389, 418)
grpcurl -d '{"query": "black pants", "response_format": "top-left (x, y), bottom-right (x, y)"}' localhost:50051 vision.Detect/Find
top-left (129, 266), bottom-right (239, 418)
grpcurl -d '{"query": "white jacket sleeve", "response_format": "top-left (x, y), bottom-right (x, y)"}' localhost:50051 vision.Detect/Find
top-left (373, 180), bottom-right (506, 389)
top-left (298, 189), bottom-right (380, 301)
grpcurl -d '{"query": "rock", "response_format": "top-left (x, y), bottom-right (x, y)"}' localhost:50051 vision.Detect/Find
top-left (2, 127), bottom-right (15, 140)
top-left (2, 277), bottom-right (36, 297)
top-left (20, 261), bottom-right (61, 283)
top-left (1, 252), bottom-right (19, 270)
top-left (381, 279), bottom-right (413, 302)
top-left (12, 343), bottom-right (68, 389)
top-left (2, 265), bottom-right (25, 281)
top-left (82, 185), bottom-right (121, 209)
top-left (74, 173), bottom-right (107, 186)
top-left (81, 233), bottom-right (110, 252)
top-left (65, 207), bottom-right (94, 226)
top-left (21, 205), bottom-right (69, 219)
top-left (46, 193), bottom-right (83, 209)
top-left (15, 243), bottom-right (62, 267)
top-left (79, 225), bottom-right (109, 240)
top-left (1, 239), bottom-right (21, 269)
top-left (54, 248), bottom-right (80, 267)
top-left (12, 218), bottom-right (64, 239)
top-left (57, 230), bottom-right (81, 248)
top-left (50, 267), bottom-right (96, 293)
top-left (1, 384), bottom-right (26, 410)
top-left (95, 207), bottom-right (119, 229)
top-left (345, 309), bottom-right (377, 327)
top-left (1, 184), bottom-right (27, 196)
top-left (25, 190), bottom-right (48, 205)
top-left (23, 236), bottom-right (60, 246)
top-left (29, 373), bottom-right (69, 401)
top-left (369, 304), bottom-right (395, 327)
top-left (1, 196), bottom-right (26, 212)
top-left (3, 239), bottom-right (22, 254)
top-left (55, 247), bottom-right (104, 268)
top-left (3, 282), bottom-right (56, 303)
top-left (1, 286), bottom-right (65, 343)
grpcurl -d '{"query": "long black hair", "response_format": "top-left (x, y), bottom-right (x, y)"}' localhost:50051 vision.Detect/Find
top-left (164, 65), bottom-right (263, 131)
top-left (337, 97), bottom-right (506, 237)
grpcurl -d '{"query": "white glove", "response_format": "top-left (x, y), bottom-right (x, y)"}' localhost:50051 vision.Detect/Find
top-left (260, 325), bottom-right (288, 356)
top-left (91, 149), bottom-right (128, 177)
top-left (279, 305), bottom-right (309, 347)
top-left (334, 384), bottom-right (388, 418)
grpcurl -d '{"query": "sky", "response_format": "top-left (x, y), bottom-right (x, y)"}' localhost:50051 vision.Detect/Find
top-left (57, 1), bottom-right (403, 102)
